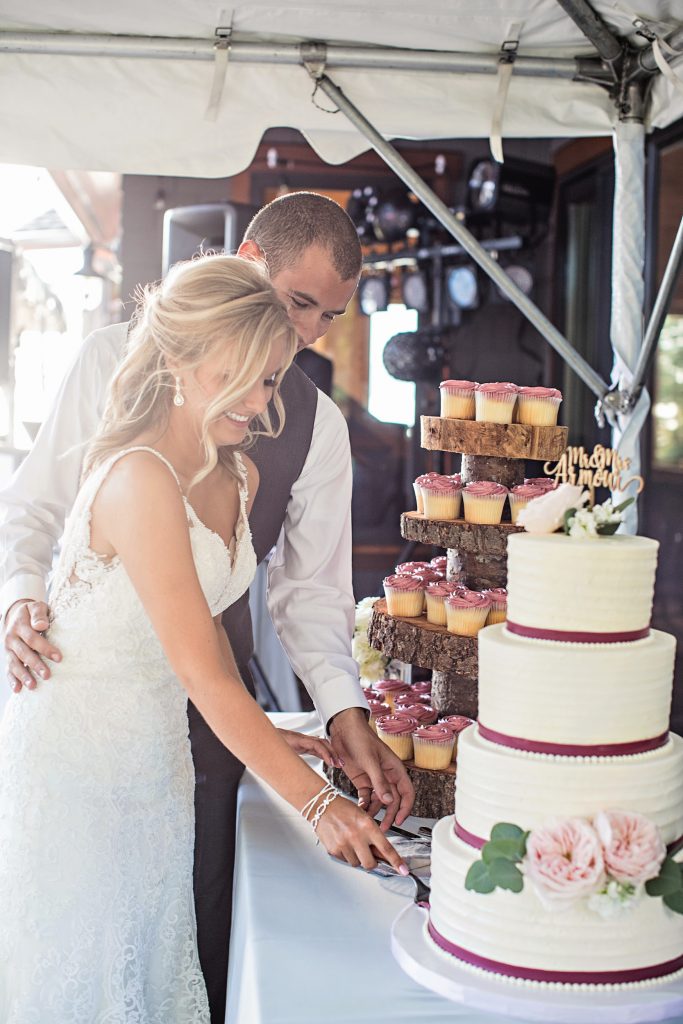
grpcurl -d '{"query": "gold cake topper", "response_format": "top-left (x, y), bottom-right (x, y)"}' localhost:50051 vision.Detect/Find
top-left (543, 444), bottom-right (644, 503)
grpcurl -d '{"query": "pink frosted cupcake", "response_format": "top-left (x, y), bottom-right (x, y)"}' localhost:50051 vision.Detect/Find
top-left (395, 560), bottom-right (431, 575)
top-left (421, 475), bottom-right (462, 520)
top-left (413, 472), bottom-right (439, 513)
top-left (508, 482), bottom-right (546, 524)
top-left (394, 702), bottom-right (439, 725)
top-left (374, 678), bottom-right (411, 711)
top-left (439, 379), bottom-right (478, 420)
top-left (462, 481), bottom-right (508, 524)
top-left (383, 574), bottom-right (425, 617)
top-left (482, 587), bottom-right (507, 625)
top-left (475, 382), bottom-right (519, 423)
top-left (439, 715), bottom-right (475, 762)
top-left (367, 698), bottom-right (390, 733)
top-left (412, 724), bottom-right (455, 769)
top-left (410, 680), bottom-right (433, 699)
top-left (362, 686), bottom-right (381, 701)
top-left (524, 476), bottom-right (557, 491)
top-left (517, 386), bottom-right (562, 426)
top-left (375, 714), bottom-right (419, 761)
top-left (411, 569), bottom-right (445, 587)
top-left (445, 588), bottom-right (492, 636)
top-left (425, 580), bottom-right (463, 626)
top-left (430, 556), bottom-right (448, 573)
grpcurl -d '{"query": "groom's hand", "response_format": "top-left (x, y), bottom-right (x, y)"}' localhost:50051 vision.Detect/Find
top-left (328, 707), bottom-right (415, 829)
top-left (3, 599), bottom-right (61, 692)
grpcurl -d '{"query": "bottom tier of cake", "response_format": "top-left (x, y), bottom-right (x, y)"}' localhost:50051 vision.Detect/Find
top-left (429, 816), bottom-right (683, 989)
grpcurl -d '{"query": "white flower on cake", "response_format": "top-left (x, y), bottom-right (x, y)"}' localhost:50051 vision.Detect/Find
top-left (516, 484), bottom-right (588, 534)
top-left (587, 879), bottom-right (640, 919)
top-left (352, 597), bottom-right (389, 683)
top-left (565, 498), bottom-right (634, 538)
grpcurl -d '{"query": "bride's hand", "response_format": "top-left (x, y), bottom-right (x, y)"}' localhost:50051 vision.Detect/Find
top-left (315, 794), bottom-right (409, 874)
top-left (277, 728), bottom-right (345, 769)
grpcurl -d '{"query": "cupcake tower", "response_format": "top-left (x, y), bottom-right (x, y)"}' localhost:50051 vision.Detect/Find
top-left (362, 381), bottom-right (567, 817)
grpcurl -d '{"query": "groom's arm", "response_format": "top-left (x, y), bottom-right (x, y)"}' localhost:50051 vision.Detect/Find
top-left (265, 391), bottom-right (415, 826)
top-left (1, 322), bottom-right (126, 688)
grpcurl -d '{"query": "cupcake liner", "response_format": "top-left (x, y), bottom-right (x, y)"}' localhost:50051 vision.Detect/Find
top-left (475, 391), bottom-right (517, 424)
top-left (413, 735), bottom-right (455, 770)
top-left (422, 490), bottom-right (462, 520)
top-left (412, 481), bottom-right (424, 514)
top-left (375, 727), bottom-right (414, 761)
top-left (440, 390), bottom-right (476, 420)
top-left (508, 493), bottom-right (531, 524)
top-left (384, 589), bottom-right (424, 617)
top-left (517, 394), bottom-right (561, 426)
top-left (462, 492), bottom-right (507, 525)
top-left (445, 604), bottom-right (490, 636)
top-left (425, 592), bottom-right (448, 626)
top-left (486, 607), bottom-right (507, 625)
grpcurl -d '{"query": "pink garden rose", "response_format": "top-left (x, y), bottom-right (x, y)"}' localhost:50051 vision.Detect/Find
top-left (525, 818), bottom-right (605, 908)
top-left (594, 810), bottom-right (666, 886)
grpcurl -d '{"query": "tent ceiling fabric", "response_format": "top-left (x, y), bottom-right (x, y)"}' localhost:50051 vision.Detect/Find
top-left (1, 0), bottom-right (682, 176)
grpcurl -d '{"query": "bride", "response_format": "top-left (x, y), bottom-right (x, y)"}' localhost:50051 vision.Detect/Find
top-left (0, 254), bottom-right (407, 1021)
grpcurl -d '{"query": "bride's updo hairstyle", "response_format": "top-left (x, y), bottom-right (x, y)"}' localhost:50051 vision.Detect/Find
top-left (84, 253), bottom-right (297, 489)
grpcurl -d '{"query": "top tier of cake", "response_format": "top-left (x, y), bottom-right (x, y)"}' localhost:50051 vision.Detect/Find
top-left (506, 532), bottom-right (658, 641)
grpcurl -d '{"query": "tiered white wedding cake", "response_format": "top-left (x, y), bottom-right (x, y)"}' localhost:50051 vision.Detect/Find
top-left (428, 523), bottom-right (683, 988)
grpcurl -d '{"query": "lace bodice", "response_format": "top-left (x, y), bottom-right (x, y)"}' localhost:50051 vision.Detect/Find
top-left (0, 446), bottom-right (257, 1021)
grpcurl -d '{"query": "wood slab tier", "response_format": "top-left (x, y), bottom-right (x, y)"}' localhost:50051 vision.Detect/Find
top-left (421, 416), bottom-right (567, 460)
top-left (368, 599), bottom-right (478, 675)
top-left (325, 761), bottom-right (455, 819)
top-left (401, 512), bottom-right (522, 554)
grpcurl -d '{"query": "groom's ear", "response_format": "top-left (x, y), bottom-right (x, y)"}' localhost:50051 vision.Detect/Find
top-left (237, 239), bottom-right (265, 263)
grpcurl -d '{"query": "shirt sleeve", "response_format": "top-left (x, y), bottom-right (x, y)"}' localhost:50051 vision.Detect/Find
top-left (0, 323), bottom-right (127, 619)
top-left (265, 390), bottom-right (369, 730)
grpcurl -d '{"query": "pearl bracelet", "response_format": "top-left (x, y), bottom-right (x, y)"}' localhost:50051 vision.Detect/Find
top-left (300, 781), bottom-right (340, 840)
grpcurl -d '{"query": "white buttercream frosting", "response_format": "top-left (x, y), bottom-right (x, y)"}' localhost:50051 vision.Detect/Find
top-left (506, 533), bottom-right (658, 633)
top-left (478, 624), bottom-right (675, 746)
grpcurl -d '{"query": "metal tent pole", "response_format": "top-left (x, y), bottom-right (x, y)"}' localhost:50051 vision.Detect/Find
top-left (630, 214), bottom-right (683, 399)
top-left (306, 68), bottom-right (609, 401)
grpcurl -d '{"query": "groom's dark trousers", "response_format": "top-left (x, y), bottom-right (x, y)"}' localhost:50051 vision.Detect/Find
top-left (188, 363), bottom-right (318, 1024)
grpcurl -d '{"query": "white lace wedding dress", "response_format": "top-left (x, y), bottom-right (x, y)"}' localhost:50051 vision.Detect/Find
top-left (0, 446), bottom-right (256, 1023)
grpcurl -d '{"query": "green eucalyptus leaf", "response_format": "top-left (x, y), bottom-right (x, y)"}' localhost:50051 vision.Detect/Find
top-left (562, 508), bottom-right (577, 535)
top-left (597, 522), bottom-right (622, 536)
top-left (663, 888), bottom-right (683, 915)
top-left (490, 823), bottom-right (525, 843)
top-left (482, 838), bottom-right (526, 864)
top-left (465, 860), bottom-right (495, 894)
top-left (645, 858), bottom-right (683, 897)
top-left (488, 858), bottom-right (524, 892)
top-left (612, 497), bottom-right (635, 515)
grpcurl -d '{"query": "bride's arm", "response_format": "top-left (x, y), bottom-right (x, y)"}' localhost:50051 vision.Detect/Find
top-left (92, 450), bottom-right (407, 874)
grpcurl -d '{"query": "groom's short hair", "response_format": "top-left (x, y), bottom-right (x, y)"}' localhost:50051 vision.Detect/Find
top-left (244, 192), bottom-right (362, 282)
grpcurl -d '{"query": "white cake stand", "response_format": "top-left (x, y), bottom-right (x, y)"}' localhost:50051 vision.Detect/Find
top-left (391, 903), bottom-right (683, 1023)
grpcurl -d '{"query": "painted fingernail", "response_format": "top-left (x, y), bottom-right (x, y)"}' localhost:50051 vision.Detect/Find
top-left (52, 653), bottom-right (61, 662)
top-left (398, 864), bottom-right (410, 876)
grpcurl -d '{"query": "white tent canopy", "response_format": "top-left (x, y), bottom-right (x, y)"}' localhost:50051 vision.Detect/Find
top-left (0, 0), bottom-right (682, 176)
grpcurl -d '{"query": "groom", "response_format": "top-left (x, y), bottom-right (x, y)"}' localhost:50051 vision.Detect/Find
top-left (1, 192), bottom-right (415, 1022)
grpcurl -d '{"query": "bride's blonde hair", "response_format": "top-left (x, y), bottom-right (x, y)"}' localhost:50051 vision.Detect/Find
top-left (84, 253), bottom-right (297, 488)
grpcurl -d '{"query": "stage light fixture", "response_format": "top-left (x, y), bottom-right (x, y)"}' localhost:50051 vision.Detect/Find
top-left (401, 269), bottom-right (429, 314)
top-left (446, 265), bottom-right (479, 310)
top-left (498, 263), bottom-right (534, 299)
top-left (382, 326), bottom-right (447, 383)
top-left (358, 274), bottom-right (390, 316)
top-left (371, 189), bottom-right (418, 244)
top-left (467, 157), bottom-right (555, 225)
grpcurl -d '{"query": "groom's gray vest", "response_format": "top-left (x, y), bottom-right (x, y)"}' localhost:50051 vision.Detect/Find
top-left (221, 363), bottom-right (318, 690)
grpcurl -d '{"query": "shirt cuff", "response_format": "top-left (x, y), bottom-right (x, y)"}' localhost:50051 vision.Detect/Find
top-left (313, 676), bottom-right (370, 735)
top-left (0, 575), bottom-right (48, 623)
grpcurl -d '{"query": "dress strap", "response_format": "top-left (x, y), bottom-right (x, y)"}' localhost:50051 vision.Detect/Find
top-left (105, 446), bottom-right (185, 495)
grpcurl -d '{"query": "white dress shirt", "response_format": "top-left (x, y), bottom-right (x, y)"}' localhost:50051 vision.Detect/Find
top-left (0, 323), bottom-right (367, 728)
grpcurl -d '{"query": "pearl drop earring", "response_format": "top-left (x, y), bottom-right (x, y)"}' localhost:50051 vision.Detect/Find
top-left (173, 376), bottom-right (185, 407)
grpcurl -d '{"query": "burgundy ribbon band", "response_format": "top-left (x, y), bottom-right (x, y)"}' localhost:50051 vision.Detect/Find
top-left (454, 818), bottom-right (683, 857)
top-left (427, 919), bottom-right (683, 985)
top-left (477, 723), bottom-right (669, 757)
top-left (506, 620), bottom-right (650, 644)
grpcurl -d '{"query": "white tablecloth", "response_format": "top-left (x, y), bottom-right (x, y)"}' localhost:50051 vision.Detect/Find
top-left (226, 712), bottom-right (538, 1024)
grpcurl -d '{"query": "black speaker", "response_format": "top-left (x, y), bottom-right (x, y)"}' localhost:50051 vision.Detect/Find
top-left (162, 202), bottom-right (259, 273)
